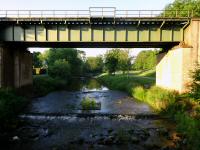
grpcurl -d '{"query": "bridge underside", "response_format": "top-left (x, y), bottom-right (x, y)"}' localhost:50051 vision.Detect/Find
top-left (0, 18), bottom-right (188, 47)
top-left (1, 41), bottom-right (179, 49)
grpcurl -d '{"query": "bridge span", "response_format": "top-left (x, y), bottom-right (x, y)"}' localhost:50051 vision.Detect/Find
top-left (0, 8), bottom-right (199, 93)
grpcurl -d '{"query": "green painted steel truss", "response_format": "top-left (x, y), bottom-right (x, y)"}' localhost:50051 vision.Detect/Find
top-left (0, 17), bottom-right (190, 48)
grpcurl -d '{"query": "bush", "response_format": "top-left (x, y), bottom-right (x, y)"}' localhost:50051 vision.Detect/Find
top-left (81, 97), bottom-right (98, 110)
top-left (0, 89), bottom-right (27, 123)
top-left (175, 112), bottom-right (200, 150)
top-left (189, 64), bottom-right (200, 101)
top-left (49, 59), bottom-right (71, 80)
top-left (33, 75), bottom-right (67, 96)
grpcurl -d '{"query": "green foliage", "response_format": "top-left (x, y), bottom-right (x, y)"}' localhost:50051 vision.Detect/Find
top-left (85, 56), bottom-right (104, 73)
top-left (98, 74), bottom-right (155, 94)
top-left (104, 49), bottom-right (132, 74)
top-left (0, 89), bottom-right (27, 123)
top-left (33, 52), bottom-right (43, 68)
top-left (46, 48), bottom-right (84, 76)
top-left (131, 86), bottom-right (146, 101)
top-left (133, 50), bottom-right (157, 70)
top-left (33, 75), bottom-right (67, 96)
top-left (164, 0), bottom-right (200, 17)
top-left (175, 112), bottom-right (200, 150)
top-left (49, 59), bottom-right (71, 80)
top-left (105, 49), bottom-right (120, 74)
top-left (189, 64), bottom-right (200, 100)
top-left (118, 50), bottom-right (132, 74)
top-left (98, 69), bottom-right (200, 150)
top-left (81, 97), bottom-right (97, 110)
top-left (145, 86), bottom-right (178, 110)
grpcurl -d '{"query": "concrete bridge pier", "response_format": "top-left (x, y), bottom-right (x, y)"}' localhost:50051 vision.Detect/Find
top-left (0, 45), bottom-right (32, 88)
top-left (156, 19), bottom-right (200, 93)
top-left (156, 47), bottom-right (192, 93)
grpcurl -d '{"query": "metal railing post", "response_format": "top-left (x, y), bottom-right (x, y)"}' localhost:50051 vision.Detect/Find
top-left (139, 10), bottom-right (140, 17)
top-left (53, 10), bottom-right (55, 17)
top-left (29, 10), bottom-right (31, 18)
top-left (102, 8), bottom-right (103, 18)
top-left (17, 10), bottom-right (19, 18)
top-left (5, 10), bottom-right (7, 17)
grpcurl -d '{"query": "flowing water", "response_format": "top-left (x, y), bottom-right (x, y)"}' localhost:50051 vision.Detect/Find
top-left (2, 78), bottom-right (182, 150)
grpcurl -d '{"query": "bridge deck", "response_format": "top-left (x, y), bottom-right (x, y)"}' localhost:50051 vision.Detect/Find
top-left (0, 9), bottom-right (192, 48)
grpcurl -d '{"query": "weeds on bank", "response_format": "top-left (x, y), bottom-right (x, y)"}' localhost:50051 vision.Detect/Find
top-left (98, 73), bottom-right (200, 150)
top-left (0, 88), bottom-right (28, 127)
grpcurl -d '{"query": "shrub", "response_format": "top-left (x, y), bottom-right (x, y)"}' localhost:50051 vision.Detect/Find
top-left (175, 112), bottom-right (200, 150)
top-left (0, 89), bottom-right (27, 123)
top-left (81, 97), bottom-right (98, 110)
top-left (33, 75), bottom-right (67, 96)
top-left (189, 64), bottom-right (200, 101)
top-left (49, 59), bottom-right (71, 80)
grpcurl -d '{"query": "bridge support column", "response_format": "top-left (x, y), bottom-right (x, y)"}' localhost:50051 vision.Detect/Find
top-left (156, 19), bottom-right (200, 93)
top-left (0, 45), bottom-right (32, 88)
top-left (156, 47), bottom-right (192, 93)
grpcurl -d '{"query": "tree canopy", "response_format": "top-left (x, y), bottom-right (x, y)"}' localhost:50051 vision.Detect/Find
top-left (42, 48), bottom-right (85, 76)
top-left (85, 56), bottom-right (104, 74)
top-left (104, 49), bottom-right (132, 74)
top-left (133, 50), bottom-right (157, 70)
top-left (164, 0), bottom-right (200, 17)
top-left (33, 52), bottom-right (43, 68)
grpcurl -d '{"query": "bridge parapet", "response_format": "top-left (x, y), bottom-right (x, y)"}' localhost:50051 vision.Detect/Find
top-left (0, 8), bottom-right (193, 19)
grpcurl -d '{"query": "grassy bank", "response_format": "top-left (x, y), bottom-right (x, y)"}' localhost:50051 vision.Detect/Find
top-left (98, 70), bottom-right (200, 150)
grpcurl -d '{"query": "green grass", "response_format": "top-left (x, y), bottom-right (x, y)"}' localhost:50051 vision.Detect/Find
top-left (114, 69), bottom-right (156, 78)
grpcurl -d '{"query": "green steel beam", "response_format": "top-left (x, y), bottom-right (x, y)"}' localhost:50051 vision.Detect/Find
top-left (0, 18), bottom-right (189, 44)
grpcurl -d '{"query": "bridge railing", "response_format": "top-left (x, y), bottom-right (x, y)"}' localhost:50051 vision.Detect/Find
top-left (0, 9), bottom-right (193, 18)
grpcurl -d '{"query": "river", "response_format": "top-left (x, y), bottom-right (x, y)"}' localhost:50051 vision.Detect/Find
top-left (3, 78), bottom-right (181, 150)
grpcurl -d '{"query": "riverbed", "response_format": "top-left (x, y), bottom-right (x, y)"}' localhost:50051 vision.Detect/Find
top-left (1, 78), bottom-right (183, 150)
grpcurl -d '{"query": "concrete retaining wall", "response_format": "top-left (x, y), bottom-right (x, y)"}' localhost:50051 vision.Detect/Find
top-left (0, 45), bottom-right (32, 88)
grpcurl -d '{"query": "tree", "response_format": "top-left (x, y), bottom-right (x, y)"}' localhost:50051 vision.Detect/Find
top-left (48, 59), bottom-right (71, 80)
top-left (164, 0), bottom-right (200, 17)
top-left (104, 49), bottom-right (120, 74)
top-left (104, 49), bottom-right (132, 74)
top-left (118, 50), bottom-right (131, 74)
top-left (33, 52), bottom-right (43, 68)
top-left (133, 50), bottom-right (157, 70)
top-left (41, 48), bottom-right (84, 76)
top-left (85, 56), bottom-right (104, 73)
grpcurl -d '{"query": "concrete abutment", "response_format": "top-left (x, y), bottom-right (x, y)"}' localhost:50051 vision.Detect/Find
top-left (156, 19), bottom-right (200, 93)
top-left (0, 45), bottom-right (32, 88)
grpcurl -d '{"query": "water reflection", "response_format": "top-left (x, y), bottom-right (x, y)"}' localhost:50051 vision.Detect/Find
top-left (67, 78), bottom-right (108, 92)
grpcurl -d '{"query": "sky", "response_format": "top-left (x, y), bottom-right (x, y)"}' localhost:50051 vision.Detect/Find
top-left (0, 0), bottom-right (174, 56)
